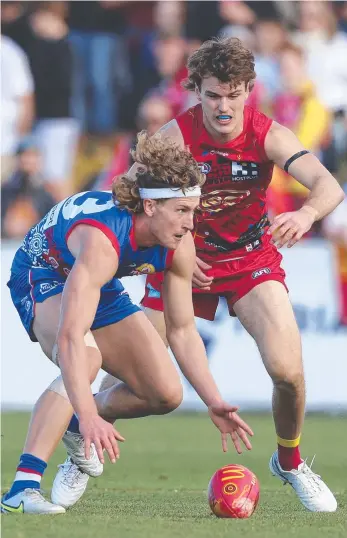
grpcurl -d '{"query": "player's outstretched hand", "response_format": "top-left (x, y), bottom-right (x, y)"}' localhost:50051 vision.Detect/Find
top-left (79, 414), bottom-right (125, 464)
top-left (193, 256), bottom-right (214, 290)
top-left (208, 402), bottom-right (254, 454)
top-left (267, 206), bottom-right (317, 248)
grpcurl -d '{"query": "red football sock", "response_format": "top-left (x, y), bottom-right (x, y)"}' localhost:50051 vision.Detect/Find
top-left (277, 444), bottom-right (303, 471)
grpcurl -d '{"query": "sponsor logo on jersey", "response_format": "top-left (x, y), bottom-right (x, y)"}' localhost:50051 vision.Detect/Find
top-left (200, 156), bottom-right (259, 183)
top-left (231, 161), bottom-right (259, 180)
top-left (252, 267), bottom-right (271, 279)
top-left (210, 149), bottom-right (229, 157)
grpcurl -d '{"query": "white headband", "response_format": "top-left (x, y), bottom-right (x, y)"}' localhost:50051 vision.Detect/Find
top-left (139, 186), bottom-right (201, 199)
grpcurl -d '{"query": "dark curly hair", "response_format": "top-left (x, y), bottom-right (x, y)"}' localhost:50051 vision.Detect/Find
top-left (113, 131), bottom-right (206, 213)
top-left (183, 37), bottom-right (256, 92)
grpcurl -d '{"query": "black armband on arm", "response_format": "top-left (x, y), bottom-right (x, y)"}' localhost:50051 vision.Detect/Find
top-left (284, 150), bottom-right (310, 173)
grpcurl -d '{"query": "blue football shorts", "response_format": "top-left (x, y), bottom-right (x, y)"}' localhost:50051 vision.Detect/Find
top-left (7, 252), bottom-right (140, 342)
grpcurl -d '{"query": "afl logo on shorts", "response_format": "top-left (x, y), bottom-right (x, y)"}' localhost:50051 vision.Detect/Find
top-left (252, 267), bottom-right (271, 279)
top-left (198, 163), bottom-right (211, 174)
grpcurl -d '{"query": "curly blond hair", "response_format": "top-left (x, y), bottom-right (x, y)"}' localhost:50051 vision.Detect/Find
top-left (183, 37), bottom-right (256, 92)
top-left (113, 131), bottom-right (206, 213)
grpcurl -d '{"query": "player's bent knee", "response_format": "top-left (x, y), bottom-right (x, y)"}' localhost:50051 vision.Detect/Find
top-left (48, 375), bottom-right (69, 401)
top-left (99, 374), bottom-right (121, 392)
top-left (272, 371), bottom-right (305, 394)
top-left (149, 383), bottom-right (183, 414)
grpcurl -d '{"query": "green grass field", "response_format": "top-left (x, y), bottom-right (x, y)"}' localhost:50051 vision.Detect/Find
top-left (1, 412), bottom-right (347, 538)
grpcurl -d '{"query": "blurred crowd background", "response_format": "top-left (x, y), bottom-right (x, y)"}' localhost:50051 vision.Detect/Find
top-left (1, 0), bottom-right (347, 324)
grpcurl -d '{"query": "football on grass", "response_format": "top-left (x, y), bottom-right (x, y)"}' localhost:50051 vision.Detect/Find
top-left (208, 464), bottom-right (260, 518)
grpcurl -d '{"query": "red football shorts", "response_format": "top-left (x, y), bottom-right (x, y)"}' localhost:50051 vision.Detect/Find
top-left (141, 240), bottom-right (287, 321)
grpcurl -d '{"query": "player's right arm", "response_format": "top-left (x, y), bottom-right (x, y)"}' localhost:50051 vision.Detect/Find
top-left (163, 234), bottom-right (253, 453)
top-left (56, 225), bottom-right (124, 462)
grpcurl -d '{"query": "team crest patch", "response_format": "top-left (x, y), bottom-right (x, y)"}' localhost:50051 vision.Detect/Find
top-left (252, 268), bottom-right (271, 279)
top-left (198, 163), bottom-right (211, 174)
top-left (198, 189), bottom-right (250, 215)
top-left (131, 263), bottom-right (155, 275)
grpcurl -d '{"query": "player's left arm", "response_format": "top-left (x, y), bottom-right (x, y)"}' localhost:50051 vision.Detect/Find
top-left (265, 121), bottom-right (345, 248)
top-left (162, 233), bottom-right (253, 453)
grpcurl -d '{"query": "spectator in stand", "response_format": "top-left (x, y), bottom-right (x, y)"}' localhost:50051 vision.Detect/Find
top-left (218, 0), bottom-right (286, 39)
top-left (336, 1), bottom-right (347, 33)
top-left (129, 1), bottom-right (189, 122)
top-left (0, 35), bottom-right (34, 183)
top-left (218, 16), bottom-right (287, 112)
top-left (136, 94), bottom-right (174, 137)
top-left (273, 43), bottom-right (330, 152)
top-left (151, 34), bottom-right (191, 115)
top-left (0, 1), bottom-right (27, 30)
top-left (293, 1), bottom-right (347, 171)
top-left (253, 19), bottom-right (287, 102)
top-left (185, 1), bottom-right (224, 50)
top-left (120, 1), bottom-right (156, 129)
top-left (68, 0), bottom-right (132, 134)
top-left (132, 32), bottom-right (191, 120)
top-left (4, 1), bottom-right (79, 202)
top-left (1, 136), bottom-right (55, 239)
top-left (184, 0), bottom-right (277, 49)
top-left (268, 43), bottom-right (330, 217)
top-left (154, 0), bottom-right (185, 38)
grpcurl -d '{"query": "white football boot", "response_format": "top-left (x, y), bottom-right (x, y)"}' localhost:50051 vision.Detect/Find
top-left (62, 431), bottom-right (103, 477)
top-left (269, 450), bottom-right (337, 512)
top-left (51, 457), bottom-right (89, 508)
top-left (1, 489), bottom-right (65, 515)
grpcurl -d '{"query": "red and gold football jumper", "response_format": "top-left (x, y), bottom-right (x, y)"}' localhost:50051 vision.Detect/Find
top-left (142, 104), bottom-right (287, 320)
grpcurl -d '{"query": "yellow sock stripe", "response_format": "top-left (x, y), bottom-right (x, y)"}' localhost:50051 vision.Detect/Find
top-left (277, 434), bottom-right (301, 448)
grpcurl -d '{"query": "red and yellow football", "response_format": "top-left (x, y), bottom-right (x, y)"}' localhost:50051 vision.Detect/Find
top-left (208, 464), bottom-right (260, 518)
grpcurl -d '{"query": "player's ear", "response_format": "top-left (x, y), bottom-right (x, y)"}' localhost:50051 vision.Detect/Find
top-left (195, 84), bottom-right (202, 101)
top-left (143, 199), bottom-right (156, 217)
